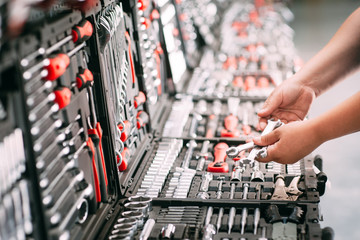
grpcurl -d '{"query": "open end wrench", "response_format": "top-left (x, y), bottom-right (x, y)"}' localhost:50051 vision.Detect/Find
top-left (226, 119), bottom-right (283, 158)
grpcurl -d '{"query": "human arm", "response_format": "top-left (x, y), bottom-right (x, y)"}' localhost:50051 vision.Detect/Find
top-left (258, 7), bottom-right (360, 129)
top-left (253, 91), bottom-right (360, 164)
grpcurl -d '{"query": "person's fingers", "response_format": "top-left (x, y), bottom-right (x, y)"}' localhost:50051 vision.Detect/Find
top-left (258, 117), bottom-right (268, 131)
top-left (256, 143), bottom-right (277, 163)
top-left (253, 130), bottom-right (280, 146)
top-left (257, 91), bottom-right (282, 118)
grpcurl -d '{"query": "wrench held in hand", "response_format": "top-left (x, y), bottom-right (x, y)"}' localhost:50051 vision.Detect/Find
top-left (226, 119), bottom-right (284, 158)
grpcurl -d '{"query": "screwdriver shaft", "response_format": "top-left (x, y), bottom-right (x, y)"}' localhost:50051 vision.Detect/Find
top-left (228, 207), bottom-right (236, 234)
top-left (254, 208), bottom-right (260, 235)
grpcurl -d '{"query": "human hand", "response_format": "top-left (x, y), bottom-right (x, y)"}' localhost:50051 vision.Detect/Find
top-left (258, 78), bottom-right (316, 130)
top-left (252, 120), bottom-right (322, 164)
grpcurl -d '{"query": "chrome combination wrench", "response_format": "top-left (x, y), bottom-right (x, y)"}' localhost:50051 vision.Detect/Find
top-left (226, 119), bottom-right (284, 164)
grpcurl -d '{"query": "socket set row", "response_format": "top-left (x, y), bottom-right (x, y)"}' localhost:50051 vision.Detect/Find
top-left (162, 96), bottom-right (265, 139)
top-left (133, 139), bottom-right (324, 203)
top-left (98, 197), bottom-right (326, 239)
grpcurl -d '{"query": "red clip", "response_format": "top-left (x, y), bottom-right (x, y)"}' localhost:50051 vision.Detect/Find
top-left (125, 32), bottom-right (136, 84)
top-left (118, 147), bottom-right (130, 171)
top-left (136, 111), bottom-right (149, 129)
top-left (88, 123), bottom-right (108, 186)
top-left (86, 137), bottom-right (101, 202)
top-left (119, 120), bottom-right (131, 142)
top-left (134, 91), bottom-right (146, 108)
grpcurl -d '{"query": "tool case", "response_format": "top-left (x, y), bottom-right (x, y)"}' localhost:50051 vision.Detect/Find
top-left (0, 0), bottom-right (333, 239)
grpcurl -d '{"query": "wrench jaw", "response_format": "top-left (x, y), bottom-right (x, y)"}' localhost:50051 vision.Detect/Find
top-left (257, 148), bottom-right (268, 159)
top-left (240, 158), bottom-right (255, 168)
top-left (226, 147), bottom-right (240, 159)
top-left (226, 142), bottom-right (255, 159)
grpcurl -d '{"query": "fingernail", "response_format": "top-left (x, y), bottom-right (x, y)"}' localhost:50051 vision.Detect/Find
top-left (258, 108), bottom-right (266, 114)
top-left (259, 122), bottom-right (266, 130)
top-left (253, 137), bottom-right (261, 142)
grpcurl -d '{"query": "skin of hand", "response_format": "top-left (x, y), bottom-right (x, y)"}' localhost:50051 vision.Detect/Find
top-left (254, 91), bottom-right (360, 164)
top-left (257, 79), bottom-right (316, 130)
top-left (253, 121), bottom-right (321, 164)
top-left (258, 7), bottom-right (360, 131)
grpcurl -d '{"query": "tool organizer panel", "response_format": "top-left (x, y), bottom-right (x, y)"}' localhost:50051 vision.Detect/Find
top-left (0, 0), bottom-right (332, 240)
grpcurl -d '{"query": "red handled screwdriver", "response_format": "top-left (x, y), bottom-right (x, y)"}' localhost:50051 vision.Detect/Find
top-left (53, 87), bottom-right (72, 109)
top-left (76, 68), bottom-right (94, 91)
top-left (45, 19), bottom-right (93, 56)
top-left (21, 19), bottom-right (93, 71)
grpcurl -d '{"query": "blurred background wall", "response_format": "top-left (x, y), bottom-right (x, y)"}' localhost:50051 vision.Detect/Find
top-left (288, 0), bottom-right (360, 238)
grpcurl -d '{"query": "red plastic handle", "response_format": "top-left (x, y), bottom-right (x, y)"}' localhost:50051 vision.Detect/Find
top-left (220, 129), bottom-right (240, 138)
top-left (257, 76), bottom-right (269, 88)
top-left (244, 76), bottom-right (256, 91)
top-left (136, 111), bottom-right (149, 129)
top-left (207, 142), bottom-right (229, 173)
top-left (119, 120), bottom-right (131, 142)
top-left (150, 9), bottom-right (160, 21)
top-left (224, 114), bottom-right (238, 131)
top-left (76, 68), bottom-right (93, 91)
top-left (134, 91), bottom-right (146, 109)
top-left (72, 19), bottom-right (93, 44)
top-left (86, 137), bottom-right (101, 202)
top-left (242, 125), bottom-right (252, 135)
top-left (44, 53), bottom-right (70, 81)
top-left (53, 87), bottom-right (72, 109)
top-left (232, 76), bottom-right (244, 88)
top-left (118, 147), bottom-right (130, 172)
top-left (125, 32), bottom-right (136, 84)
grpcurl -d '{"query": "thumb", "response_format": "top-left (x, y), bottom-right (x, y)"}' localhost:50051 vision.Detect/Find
top-left (253, 131), bottom-right (280, 146)
top-left (257, 93), bottom-right (282, 117)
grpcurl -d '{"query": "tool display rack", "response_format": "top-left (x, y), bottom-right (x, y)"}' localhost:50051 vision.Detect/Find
top-left (0, 0), bottom-right (333, 239)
